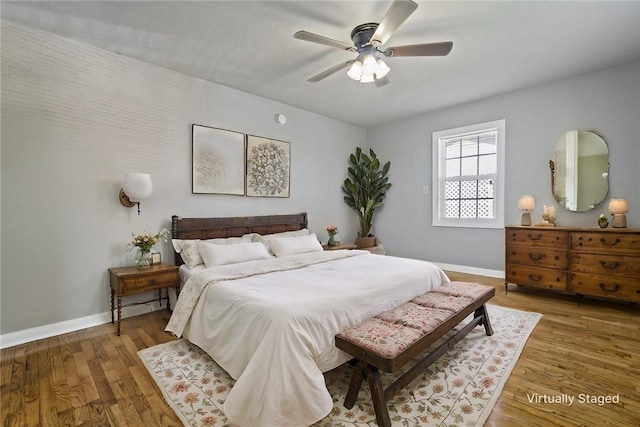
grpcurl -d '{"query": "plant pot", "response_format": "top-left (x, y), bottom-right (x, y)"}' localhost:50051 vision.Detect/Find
top-left (355, 236), bottom-right (377, 249)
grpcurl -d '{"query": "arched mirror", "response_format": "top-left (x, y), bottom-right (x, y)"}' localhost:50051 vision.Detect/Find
top-left (550, 130), bottom-right (609, 212)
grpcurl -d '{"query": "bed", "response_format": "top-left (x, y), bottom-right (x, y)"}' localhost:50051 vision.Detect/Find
top-left (166, 212), bottom-right (449, 427)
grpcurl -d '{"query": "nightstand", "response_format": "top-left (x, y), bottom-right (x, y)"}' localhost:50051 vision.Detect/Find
top-left (323, 244), bottom-right (357, 250)
top-left (108, 263), bottom-right (180, 336)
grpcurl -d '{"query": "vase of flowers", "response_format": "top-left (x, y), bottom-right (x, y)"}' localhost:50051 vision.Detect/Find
top-left (326, 225), bottom-right (338, 246)
top-left (128, 228), bottom-right (169, 268)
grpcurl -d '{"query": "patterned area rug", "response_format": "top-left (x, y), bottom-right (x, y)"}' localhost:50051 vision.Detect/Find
top-left (139, 304), bottom-right (541, 426)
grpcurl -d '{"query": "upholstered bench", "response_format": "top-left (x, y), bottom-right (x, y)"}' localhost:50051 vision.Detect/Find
top-left (335, 281), bottom-right (495, 427)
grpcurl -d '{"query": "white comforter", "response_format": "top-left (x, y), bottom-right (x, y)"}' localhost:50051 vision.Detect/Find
top-left (166, 250), bottom-right (449, 427)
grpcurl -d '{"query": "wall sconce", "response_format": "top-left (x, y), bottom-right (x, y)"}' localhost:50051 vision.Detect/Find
top-left (119, 173), bottom-right (152, 215)
top-left (518, 195), bottom-right (535, 226)
top-left (609, 198), bottom-right (628, 228)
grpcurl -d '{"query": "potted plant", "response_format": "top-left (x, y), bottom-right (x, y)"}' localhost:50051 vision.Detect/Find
top-left (598, 213), bottom-right (609, 228)
top-left (342, 147), bottom-right (392, 248)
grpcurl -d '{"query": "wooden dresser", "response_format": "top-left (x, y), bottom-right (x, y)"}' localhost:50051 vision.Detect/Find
top-left (505, 226), bottom-right (640, 303)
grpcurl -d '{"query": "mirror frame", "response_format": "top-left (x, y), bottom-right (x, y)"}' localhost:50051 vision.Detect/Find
top-left (549, 130), bottom-right (609, 212)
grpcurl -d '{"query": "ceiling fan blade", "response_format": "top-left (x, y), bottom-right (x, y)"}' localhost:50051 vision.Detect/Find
top-left (308, 60), bottom-right (355, 82)
top-left (294, 31), bottom-right (355, 51)
top-left (384, 41), bottom-right (453, 57)
top-left (374, 76), bottom-right (390, 88)
top-left (370, 0), bottom-right (418, 45)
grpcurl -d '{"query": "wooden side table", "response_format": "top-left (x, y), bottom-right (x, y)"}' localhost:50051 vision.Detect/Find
top-left (108, 263), bottom-right (180, 336)
top-left (323, 244), bottom-right (357, 250)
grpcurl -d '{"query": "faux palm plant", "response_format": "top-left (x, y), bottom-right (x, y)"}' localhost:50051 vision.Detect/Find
top-left (342, 147), bottom-right (392, 247)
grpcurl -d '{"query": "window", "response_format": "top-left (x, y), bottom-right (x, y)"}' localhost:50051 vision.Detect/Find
top-left (432, 119), bottom-right (505, 228)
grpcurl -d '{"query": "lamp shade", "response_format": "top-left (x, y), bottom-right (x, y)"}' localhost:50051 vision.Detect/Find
top-left (362, 53), bottom-right (377, 73)
top-left (609, 198), bottom-right (628, 214)
top-left (375, 58), bottom-right (390, 79)
top-left (123, 173), bottom-right (152, 202)
top-left (347, 60), bottom-right (363, 81)
top-left (518, 195), bottom-right (535, 212)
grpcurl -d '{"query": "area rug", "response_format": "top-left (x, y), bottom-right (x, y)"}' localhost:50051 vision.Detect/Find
top-left (138, 304), bottom-right (541, 427)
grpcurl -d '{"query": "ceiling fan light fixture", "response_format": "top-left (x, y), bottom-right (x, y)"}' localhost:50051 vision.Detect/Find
top-left (374, 58), bottom-right (390, 79)
top-left (347, 59), bottom-right (363, 81)
top-left (295, 0), bottom-right (453, 84)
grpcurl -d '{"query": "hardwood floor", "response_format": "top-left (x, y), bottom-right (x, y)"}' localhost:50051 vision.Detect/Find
top-left (1, 272), bottom-right (639, 426)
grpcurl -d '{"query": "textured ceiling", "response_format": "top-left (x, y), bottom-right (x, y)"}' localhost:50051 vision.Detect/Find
top-left (2, 1), bottom-right (639, 128)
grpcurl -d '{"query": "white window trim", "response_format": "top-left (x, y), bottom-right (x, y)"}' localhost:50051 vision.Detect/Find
top-left (432, 119), bottom-right (506, 229)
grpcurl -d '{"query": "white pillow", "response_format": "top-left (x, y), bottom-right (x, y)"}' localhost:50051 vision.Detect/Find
top-left (254, 229), bottom-right (310, 255)
top-left (172, 235), bottom-right (257, 269)
top-left (206, 236), bottom-right (246, 245)
top-left (196, 241), bottom-right (272, 268)
top-left (269, 233), bottom-right (324, 257)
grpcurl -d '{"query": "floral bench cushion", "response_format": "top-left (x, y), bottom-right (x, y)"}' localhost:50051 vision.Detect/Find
top-left (435, 281), bottom-right (494, 299)
top-left (336, 281), bottom-right (494, 360)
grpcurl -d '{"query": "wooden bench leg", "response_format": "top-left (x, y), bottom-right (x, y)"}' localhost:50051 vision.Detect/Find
top-left (474, 304), bottom-right (494, 336)
top-left (367, 365), bottom-right (391, 427)
top-left (344, 361), bottom-right (365, 409)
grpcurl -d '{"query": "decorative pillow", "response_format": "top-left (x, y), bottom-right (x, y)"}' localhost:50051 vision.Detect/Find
top-left (171, 239), bottom-right (203, 269)
top-left (269, 233), bottom-right (324, 257)
top-left (253, 229), bottom-right (310, 255)
top-left (196, 241), bottom-right (273, 268)
top-left (172, 236), bottom-right (257, 269)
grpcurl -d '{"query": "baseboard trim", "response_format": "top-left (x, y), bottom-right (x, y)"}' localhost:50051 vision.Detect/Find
top-left (0, 302), bottom-right (164, 349)
top-left (435, 262), bottom-right (505, 279)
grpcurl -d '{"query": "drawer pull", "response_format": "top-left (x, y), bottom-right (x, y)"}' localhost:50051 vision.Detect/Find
top-left (149, 279), bottom-right (156, 285)
top-left (528, 252), bottom-right (546, 261)
top-left (599, 283), bottom-right (620, 293)
top-left (599, 237), bottom-right (621, 247)
top-left (599, 260), bottom-right (620, 269)
top-left (528, 233), bottom-right (542, 241)
top-left (528, 273), bottom-right (543, 281)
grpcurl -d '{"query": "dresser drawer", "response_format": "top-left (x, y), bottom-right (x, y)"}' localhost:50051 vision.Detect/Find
top-left (507, 229), bottom-right (569, 249)
top-left (571, 272), bottom-right (640, 303)
top-left (506, 247), bottom-right (568, 270)
top-left (571, 253), bottom-right (640, 278)
top-left (119, 270), bottom-right (178, 294)
top-left (572, 232), bottom-right (640, 253)
top-left (506, 264), bottom-right (568, 291)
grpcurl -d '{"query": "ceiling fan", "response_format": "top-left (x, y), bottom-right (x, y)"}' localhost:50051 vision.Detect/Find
top-left (294, 0), bottom-right (453, 85)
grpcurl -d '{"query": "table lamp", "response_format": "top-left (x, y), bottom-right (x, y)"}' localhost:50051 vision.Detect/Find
top-left (609, 198), bottom-right (628, 228)
top-left (518, 195), bottom-right (535, 226)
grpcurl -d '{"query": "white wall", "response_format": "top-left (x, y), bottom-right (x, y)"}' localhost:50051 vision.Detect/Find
top-left (0, 21), bottom-right (366, 337)
top-left (368, 61), bottom-right (640, 271)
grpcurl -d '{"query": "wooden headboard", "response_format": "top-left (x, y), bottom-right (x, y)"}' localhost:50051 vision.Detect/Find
top-left (171, 212), bottom-right (308, 265)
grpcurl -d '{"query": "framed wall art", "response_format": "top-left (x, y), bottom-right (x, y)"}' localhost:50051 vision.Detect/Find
top-left (192, 124), bottom-right (245, 195)
top-left (245, 135), bottom-right (290, 198)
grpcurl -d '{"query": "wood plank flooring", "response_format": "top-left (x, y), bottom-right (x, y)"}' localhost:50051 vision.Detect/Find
top-left (1, 272), bottom-right (639, 426)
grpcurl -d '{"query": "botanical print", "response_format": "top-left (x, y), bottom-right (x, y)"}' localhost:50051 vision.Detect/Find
top-left (192, 125), bottom-right (245, 195)
top-left (140, 304), bottom-right (541, 427)
top-left (246, 135), bottom-right (290, 197)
